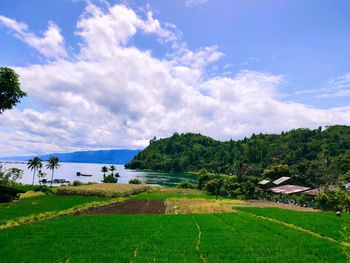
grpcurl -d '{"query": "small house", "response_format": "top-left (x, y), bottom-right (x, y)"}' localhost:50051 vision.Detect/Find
top-left (272, 176), bottom-right (291, 186)
top-left (268, 185), bottom-right (310, 195)
top-left (302, 188), bottom-right (321, 197)
top-left (258, 179), bottom-right (275, 189)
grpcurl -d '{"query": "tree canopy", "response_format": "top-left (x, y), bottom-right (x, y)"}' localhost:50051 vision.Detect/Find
top-left (125, 126), bottom-right (350, 187)
top-left (0, 67), bottom-right (26, 113)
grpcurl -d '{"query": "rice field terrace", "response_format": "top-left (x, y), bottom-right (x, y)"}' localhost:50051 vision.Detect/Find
top-left (57, 183), bottom-right (151, 197)
top-left (0, 213), bottom-right (348, 263)
top-left (0, 195), bottom-right (111, 225)
top-left (236, 207), bottom-right (350, 243)
top-left (0, 189), bottom-right (349, 262)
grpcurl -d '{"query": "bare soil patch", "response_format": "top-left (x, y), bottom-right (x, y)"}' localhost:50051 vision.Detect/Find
top-left (82, 199), bottom-right (166, 215)
top-left (233, 200), bottom-right (320, 212)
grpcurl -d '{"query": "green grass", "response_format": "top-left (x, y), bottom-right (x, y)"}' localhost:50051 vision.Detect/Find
top-left (133, 192), bottom-right (216, 200)
top-left (236, 207), bottom-right (350, 242)
top-left (0, 195), bottom-right (110, 225)
top-left (0, 213), bottom-right (347, 262)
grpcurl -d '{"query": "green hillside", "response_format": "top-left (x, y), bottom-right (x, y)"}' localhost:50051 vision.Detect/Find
top-left (125, 125), bottom-right (350, 187)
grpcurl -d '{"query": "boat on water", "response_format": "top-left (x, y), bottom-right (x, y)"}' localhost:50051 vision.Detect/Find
top-left (76, 172), bottom-right (92, 177)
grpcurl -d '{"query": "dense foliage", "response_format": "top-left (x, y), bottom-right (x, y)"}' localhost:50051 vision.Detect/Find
top-left (129, 179), bottom-right (142, 184)
top-left (126, 126), bottom-right (350, 187)
top-left (0, 166), bottom-right (24, 202)
top-left (197, 171), bottom-right (259, 199)
top-left (315, 190), bottom-right (350, 211)
top-left (101, 173), bottom-right (119, 183)
top-left (0, 67), bottom-right (26, 114)
top-left (176, 181), bottom-right (196, 189)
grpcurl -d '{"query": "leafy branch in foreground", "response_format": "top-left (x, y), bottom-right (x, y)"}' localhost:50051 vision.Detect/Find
top-left (0, 67), bottom-right (26, 114)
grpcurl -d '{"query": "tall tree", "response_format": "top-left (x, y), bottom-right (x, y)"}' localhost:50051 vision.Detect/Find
top-left (0, 67), bottom-right (26, 114)
top-left (101, 166), bottom-right (108, 178)
top-left (27, 157), bottom-right (43, 185)
top-left (46, 156), bottom-right (60, 187)
top-left (109, 165), bottom-right (116, 176)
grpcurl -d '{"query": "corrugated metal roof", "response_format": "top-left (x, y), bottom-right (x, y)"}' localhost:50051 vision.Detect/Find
top-left (258, 180), bottom-right (271, 185)
top-left (272, 176), bottom-right (291, 185)
top-left (302, 188), bottom-right (320, 196)
top-left (269, 184), bottom-right (310, 195)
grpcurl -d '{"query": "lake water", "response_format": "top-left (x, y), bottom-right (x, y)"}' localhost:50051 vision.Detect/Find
top-left (0, 161), bottom-right (198, 187)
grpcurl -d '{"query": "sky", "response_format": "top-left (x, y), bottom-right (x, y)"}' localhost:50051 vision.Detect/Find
top-left (0, 0), bottom-right (350, 156)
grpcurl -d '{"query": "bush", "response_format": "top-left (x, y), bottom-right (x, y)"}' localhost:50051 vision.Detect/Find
top-left (102, 173), bottom-right (120, 183)
top-left (72, 180), bottom-right (84, 186)
top-left (0, 185), bottom-right (25, 203)
top-left (176, 181), bottom-right (196, 189)
top-left (315, 190), bottom-right (350, 211)
top-left (129, 179), bottom-right (142, 184)
top-left (32, 185), bottom-right (53, 195)
top-left (71, 181), bottom-right (95, 186)
top-left (198, 172), bottom-right (259, 199)
top-left (0, 166), bottom-right (23, 185)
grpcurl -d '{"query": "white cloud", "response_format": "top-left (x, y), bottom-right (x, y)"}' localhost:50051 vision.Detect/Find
top-left (0, 16), bottom-right (67, 59)
top-left (293, 72), bottom-right (350, 98)
top-left (185, 0), bottom-right (208, 7)
top-left (0, 2), bottom-right (349, 156)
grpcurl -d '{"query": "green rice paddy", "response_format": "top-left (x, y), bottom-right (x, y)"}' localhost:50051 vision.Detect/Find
top-left (0, 195), bottom-right (110, 224)
top-left (236, 207), bottom-right (350, 242)
top-left (0, 213), bottom-right (348, 262)
top-left (0, 194), bottom-right (349, 262)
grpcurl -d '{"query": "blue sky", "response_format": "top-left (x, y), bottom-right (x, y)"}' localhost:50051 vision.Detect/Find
top-left (0, 0), bottom-right (350, 155)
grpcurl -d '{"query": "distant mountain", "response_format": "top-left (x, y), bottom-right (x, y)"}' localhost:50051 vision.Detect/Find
top-left (0, 149), bottom-right (141, 164)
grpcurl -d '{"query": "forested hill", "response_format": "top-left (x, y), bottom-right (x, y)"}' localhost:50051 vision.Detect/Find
top-left (125, 126), bottom-right (350, 186)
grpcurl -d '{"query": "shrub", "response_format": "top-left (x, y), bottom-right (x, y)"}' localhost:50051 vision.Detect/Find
top-left (72, 180), bottom-right (84, 186)
top-left (0, 166), bottom-right (23, 185)
top-left (32, 185), bottom-right (53, 195)
top-left (102, 173), bottom-right (119, 183)
top-left (198, 172), bottom-right (259, 199)
top-left (0, 185), bottom-right (25, 203)
top-left (315, 190), bottom-right (350, 211)
top-left (176, 181), bottom-right (196, 189)
top-left (129, 179), bottom-right (142, 184)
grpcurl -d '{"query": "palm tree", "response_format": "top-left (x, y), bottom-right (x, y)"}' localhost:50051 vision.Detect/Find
top-left (109, 165), bottom-right (116, 176)
top-left (46, 156), bottom-right (60, 187)
top-left (27, 157), bottom-right (43, 185)
top-left (101, 166), bottom-right (108, 178)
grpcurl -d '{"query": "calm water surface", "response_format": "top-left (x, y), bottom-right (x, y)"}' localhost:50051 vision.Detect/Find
top-left (0, 161), bottom-right (197, 187)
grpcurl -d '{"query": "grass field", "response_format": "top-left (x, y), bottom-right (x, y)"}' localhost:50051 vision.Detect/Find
top-left (236, 207), bottom-right (350, 242)
top-left (0, 195), bottom-right (110, 225)
top-left (1, 192), bottom-right (349, 262)
top-left (0, 213), bottom-right (347, 262)
top-left (133, 187), bottom-right (226, 200)
top-left (166, 198), bottom-right (242, 214)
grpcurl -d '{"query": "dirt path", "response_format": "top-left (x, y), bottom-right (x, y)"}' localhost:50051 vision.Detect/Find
top-left (233, 200), bottom-right (320, 212)
top-left (192, 216), bottom-right (206, 263)
top-left (83, 199), bottom-right (166, 215)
